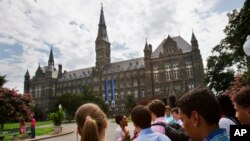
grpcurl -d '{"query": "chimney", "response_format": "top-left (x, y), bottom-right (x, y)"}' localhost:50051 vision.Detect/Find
top-left (58, 64), bottom-right (62, 78)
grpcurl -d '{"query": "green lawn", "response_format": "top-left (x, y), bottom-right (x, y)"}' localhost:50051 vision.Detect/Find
top-left (1, 121), bottom-right (53, 141)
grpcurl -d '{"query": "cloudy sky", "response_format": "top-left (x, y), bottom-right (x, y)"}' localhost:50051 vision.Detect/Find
top-left (0, 0), bottom-right (245, 93)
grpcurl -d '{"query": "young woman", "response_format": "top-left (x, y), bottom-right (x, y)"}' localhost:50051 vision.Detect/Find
top-left (75, 103), bottom-right (107, 141)
top-left (20, 119), bottom-right (26, 138)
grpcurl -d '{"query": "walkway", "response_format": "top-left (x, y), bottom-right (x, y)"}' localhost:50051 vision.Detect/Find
top-left (22, 119), bottom-right (134, 141)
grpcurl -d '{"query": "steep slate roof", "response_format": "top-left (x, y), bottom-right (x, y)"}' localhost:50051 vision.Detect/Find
top-left (104, 57), bottom-right (144, 74)
top-left (59, 57), bottom-right (144, 81)
top-left (58, 67), bottom-right (93, 81)
top-left (151, 36), bottom-right (192, 58)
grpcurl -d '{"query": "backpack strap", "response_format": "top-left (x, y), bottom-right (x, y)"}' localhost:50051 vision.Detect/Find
top-left (151, 122), bottom-right (167, 127)
top-left (151, 122), bottom-right (190, 141)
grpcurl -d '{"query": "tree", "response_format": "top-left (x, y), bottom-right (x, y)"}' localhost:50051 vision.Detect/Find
top-left (224, 74), bottom-right (247, 98)
top-left (56, 93), bottom-right (83, 122)
top-left (80, 85), bottom-right (107, 113)
top-left (0, 74), bottom-right (7, 87)
top-left (125, 95), bottom-right (136, 113)
top-left (55, 85), bottom-right (107, 121)
top-left (0, 88), bottom-right (33, 130)
top-left (206, 0), bottom-right (250, 93)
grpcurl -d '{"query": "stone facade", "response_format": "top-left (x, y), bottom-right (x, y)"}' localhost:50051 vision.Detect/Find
top-left (24, 6), bottom-right (204, 117)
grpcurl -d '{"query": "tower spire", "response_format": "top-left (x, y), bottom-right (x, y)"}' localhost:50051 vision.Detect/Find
top-left (96, 4), bottom-right (109, 42)
top-left (95, 4), bottom-right (111, 68)
top-left (48, 46), bottom-right (54, 66)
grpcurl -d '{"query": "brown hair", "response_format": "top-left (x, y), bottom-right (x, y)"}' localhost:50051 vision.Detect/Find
top-left (234, 87), bottom-right (250, 108)
top-left (171, 107), bottom-right (179, 114)
top-left (177, 88), bottom-right (220, 125)
top-left (148, 99), bottom-right (166, 117)
top-left (131, 105), bottom-right (151, 129)
top-left (75, 103), bottom-right (107, 141)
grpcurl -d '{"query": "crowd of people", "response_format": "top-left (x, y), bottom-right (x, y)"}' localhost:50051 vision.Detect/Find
top-left (75, 86), bottom-right (250, 141)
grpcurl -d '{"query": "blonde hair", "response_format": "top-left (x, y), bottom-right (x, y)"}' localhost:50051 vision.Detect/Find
top-left (75, 103), bottom-right (107, 141)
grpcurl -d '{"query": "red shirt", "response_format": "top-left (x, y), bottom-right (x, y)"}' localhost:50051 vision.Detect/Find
top-left (31, 118), bottom-right (36, 128)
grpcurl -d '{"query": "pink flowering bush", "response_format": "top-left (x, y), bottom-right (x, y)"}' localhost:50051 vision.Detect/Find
top-left (0, 87), bottom-right (34, 130)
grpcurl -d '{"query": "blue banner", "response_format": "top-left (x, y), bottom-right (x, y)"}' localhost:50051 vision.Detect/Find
top-left (104, 80), bottom-right (108, 102)
top-left (111, 79), bottom-right (115, 101)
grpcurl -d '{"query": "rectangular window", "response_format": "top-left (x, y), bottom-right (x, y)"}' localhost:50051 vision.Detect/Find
top-left (121, 92), bottom-right (124, 99)
top-left (174, 70), bottom-right (179, 79)
top-left (133, 80), bottom-right (137, 86)
top-left (134, 90), bottom-right (138, 98)
top-left (141, 90), bottom-right (145, 97)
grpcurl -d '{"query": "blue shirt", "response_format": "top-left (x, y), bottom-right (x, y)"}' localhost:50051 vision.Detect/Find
top-left (203, 128), bottom-right (229, 141)
top-left (135, 127), bottom-right (171, 141)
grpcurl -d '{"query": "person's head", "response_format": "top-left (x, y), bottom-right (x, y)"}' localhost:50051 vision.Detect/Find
top-left (131, 105), bottom-right (151, 132)
top-left (147, 99), bottom-right (166, 121)
top-left (234, 87), bottom-right (250, 124)
top-left (115, 114), bottom-right (128, 127)
top-left (21, 119), bottom-right (25, 124)
top-left (177, 88), bottom-right (220, 141)
top-left (217, 94), bottom-right (236, 118)
top-left (165, 106), bottom-right (171, 116)
top-left (75, 103), bottom-right (107, 141)
top-left (171, 107), bottom-right (180, 121)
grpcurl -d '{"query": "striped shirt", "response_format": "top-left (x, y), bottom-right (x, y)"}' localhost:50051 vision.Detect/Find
top-left (203, 128), bottom-right (229, 141)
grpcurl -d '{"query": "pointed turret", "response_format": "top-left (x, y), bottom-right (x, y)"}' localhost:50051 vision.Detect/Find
top-left (95, 4), bottom-right (111, 68)
top-left (144, 40), bottom-right (152, 59)
top-left (25, 70), bottom-right (30, 78)
top-left (48, 47), bottom-right (54, 66)
top-left (24, 69), bottom-right (30, 93)
top-left (143, 40), bottom-right (150, 51)
top-left (35, 64), bottom-right (44, 77)
top-left (191, 31), bottom-right (198, 50)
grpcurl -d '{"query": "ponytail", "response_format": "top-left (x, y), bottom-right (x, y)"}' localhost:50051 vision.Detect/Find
top-left (81, 116), bottom-right (99, 141)
top-left (75, 103), bottom-right (107, 141)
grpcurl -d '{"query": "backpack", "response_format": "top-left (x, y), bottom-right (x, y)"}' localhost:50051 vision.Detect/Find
top-left (151, 122), bottom-right (190, 141)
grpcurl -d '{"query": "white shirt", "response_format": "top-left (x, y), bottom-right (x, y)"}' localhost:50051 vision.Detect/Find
top-left (219, 117), bottom-right (236, 137)
top-left (114, 126), bottom-right (125, 141)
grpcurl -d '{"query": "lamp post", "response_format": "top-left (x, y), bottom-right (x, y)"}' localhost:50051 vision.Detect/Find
top-left (243, 35), bottom-right (250, 56)
top-left (243, 35), bottom-right (250, 84)
top-left (58, 104), bottom-right (62, 110)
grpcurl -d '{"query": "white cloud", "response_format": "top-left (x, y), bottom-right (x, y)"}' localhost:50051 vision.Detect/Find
top-left (0, 0), bottom-right (244, 93)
